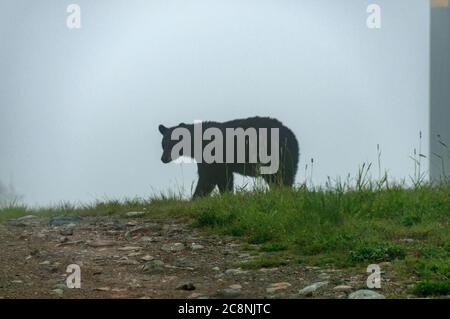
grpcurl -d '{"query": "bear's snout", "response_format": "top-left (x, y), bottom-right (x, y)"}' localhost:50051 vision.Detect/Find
top-left (161, 154), bottom-right (171, 163)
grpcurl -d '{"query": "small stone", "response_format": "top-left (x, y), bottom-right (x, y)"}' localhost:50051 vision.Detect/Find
top-left (141, 255), bottom-right (154, 262)
top-left (53, 283), bottom-right (67, 290)
top-left (95, 287), bottom-right (111, 292)
top-left (318, 272), bottom-right (331, 279)
top-left (60, 228), bottom-right (74, 236)
top-left (17, 215), bottom-right (39, 222)
top-left (188, 292), bottom-right (209, 299)
top-left (49, 216), bottom-right (81, 227)
top-left (217, 288), bottom-right (241, 298)
top-left (299, 281), bottom-right (329, 296)
top-left (225, 268), bottom-right (248, 276)
top-left (266, 282), bottom-right (291, 293)
top-left (126, 211), bottom-right (145, 217)
top-left (191, 243), bottom-right (204, 251)
top-left (229, 284), bottom-right (242, 290)
top-left (142, 260), bottom-right (165, 273)
top-left (39, 261), bottom-right (51, 265)
top-left (8, 215), bottom-right (40, 226)
top-left (176, 282), bottom-right (196, 291)
top-left (118, 246), bottom-right (142, 251)
top-left (51, 288), bottom-right (64, 295)
top-left (87, 240), bottom-right (116, 247)
top-left (212, 267), bottom-right (220, 271)
top-left (259, 267), bottom-right (279, 273)
top-left (111, 288), bottom-right (127, 292)
top-left (161, 243), bottom-right (185, 252)
top-left (174, 258), bottom-right (195, 268)
top-left (333, 285), bottom-right (353, 292)
top-left (348, 290), bottom-right (385, 299)
top-left (141, 236), bottom-right (153, 242)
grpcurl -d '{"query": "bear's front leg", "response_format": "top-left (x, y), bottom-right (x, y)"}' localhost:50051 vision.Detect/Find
top-left (194, 172), bottom-right (216, 198)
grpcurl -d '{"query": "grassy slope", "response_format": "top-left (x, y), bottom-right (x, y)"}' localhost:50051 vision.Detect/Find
top-left (1, 183), bottom-right (449, 297)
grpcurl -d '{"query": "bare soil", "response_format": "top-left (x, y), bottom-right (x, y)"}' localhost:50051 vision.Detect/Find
top-left (0, 215), bottom-right (407, 299)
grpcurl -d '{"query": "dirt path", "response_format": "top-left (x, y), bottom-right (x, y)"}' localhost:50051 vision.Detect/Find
top-left (0, 215), bottom-right (402, 299)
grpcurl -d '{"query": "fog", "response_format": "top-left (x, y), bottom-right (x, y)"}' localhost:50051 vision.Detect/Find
top-left (0, 0), bottom-right (430, 206)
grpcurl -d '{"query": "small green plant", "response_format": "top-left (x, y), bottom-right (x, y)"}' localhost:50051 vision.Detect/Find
top-left (260, 242), bottom-right (288, 252)
top-left (240, 255), bottom-right (289, 270)
top-left (350, 243), bottom-right (406, 262)
top-left (413, 280), bottom-right (450, 296)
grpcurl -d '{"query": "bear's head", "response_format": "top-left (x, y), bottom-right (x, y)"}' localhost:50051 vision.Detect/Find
top-left (158, 123), bottom-right (189, 163)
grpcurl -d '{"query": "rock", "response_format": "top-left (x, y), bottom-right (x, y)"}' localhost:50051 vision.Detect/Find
top-left (266, 282), bottom-right (291, 293)
top-left (188, 292), bottom-right (209, 299)
top-left (348, 290), bottom-right (385, 299)
top-left (141, 236), bottom-right (153, 242)
top-left (299, 281), bottom-right (329, 296)
top-left (51, 288), bottom-right (64, 295)
top-left (49, 216), bottom-right (81, 227)
top-left (117, 259), bottom-right (139, 265)
top-left (8, 215), bottom-right (40, 226)
top-left (53, 283), bottom-right (67, 290)
top-left (225, 268), bottom-right (248, 276)
top-left (142, 260), bottom-right (165, 273)
top-left (229, 284), bottom-right (242, 290)
top-left (126, 211), bottom-right (145, 217)
top-left (87, 240), bottom-right (116, 248)
top-left (161, 243), bottom-right (185, 252)
top-left (125, 226), bottom-right (146, 237)
top-left (176, 282), bottom-right (196, 291)
top-left (111, 288), bottom-right (127, 293)
top-left (318, 272), bottom-right (331, 279)
top-left (60, 228), bottom-right (74, 236)
top-left (333, 285), bottom-right (353, 292)
top-left (217, 288), bottom-right (241, 298)
top-left (259, 267), bottom-right (279, 273)
top-left (191, 243), bottom-right (204, 251)
top-left (266, 294), bottom-right (283, 299)
top-left (212, 267), bottom-right (220, 271)
top-left (144, 223), bottom-right (163, 231)
top-left (141, 255), bottom-right (154, 262)
top-left (17, 215), bottom-right (37, 221)
top-left (118, 246), bottom-right (142, 251)
top-left (95, 287), bottom-right (111, 292)
top-left (174, 258), bottom-right (195, 269)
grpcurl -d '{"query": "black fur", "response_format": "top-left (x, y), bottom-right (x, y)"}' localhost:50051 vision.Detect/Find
top-left (159, 116), bottom-right (299, 198)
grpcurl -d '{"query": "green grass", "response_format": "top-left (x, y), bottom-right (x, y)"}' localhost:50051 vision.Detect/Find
top-left (413, 280), bottom-right (450, 297)
top-left (1, 181), bottom-right (449, 297)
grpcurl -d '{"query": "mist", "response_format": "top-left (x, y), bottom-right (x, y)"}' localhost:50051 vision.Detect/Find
top-left (0, 0), bottom-right (430, 206)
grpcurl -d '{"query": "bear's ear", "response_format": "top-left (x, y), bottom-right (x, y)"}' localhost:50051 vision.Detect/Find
top-left (179, 122), bottom-right (186, 127)
top-left (159, 124), bottom-right (168, 135)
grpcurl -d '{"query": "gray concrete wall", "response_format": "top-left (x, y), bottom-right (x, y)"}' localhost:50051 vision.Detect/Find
top-left (430, 3), bottom-right (450, 181)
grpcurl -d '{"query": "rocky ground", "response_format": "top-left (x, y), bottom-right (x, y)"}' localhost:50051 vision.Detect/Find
top-left (0, 214), bottom-right (401, 299)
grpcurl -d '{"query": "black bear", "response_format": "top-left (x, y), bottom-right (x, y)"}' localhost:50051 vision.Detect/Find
top-left (158, 116), bottom-right (299, 198)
